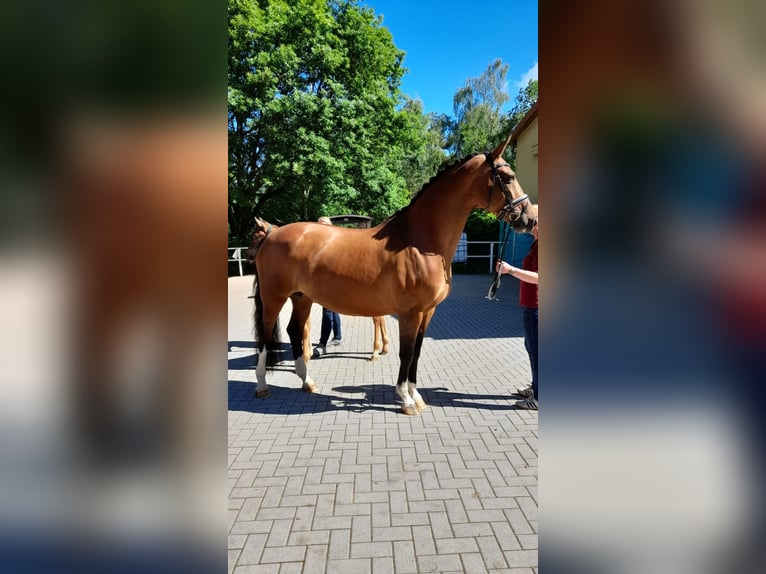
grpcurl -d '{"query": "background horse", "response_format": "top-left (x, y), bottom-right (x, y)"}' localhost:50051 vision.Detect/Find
top-left (253, 136), bottom-right (534, 415)
top-left (249, 218), bottom-right (390, 362)
top-left (370, 315), bottom-right (389, 361)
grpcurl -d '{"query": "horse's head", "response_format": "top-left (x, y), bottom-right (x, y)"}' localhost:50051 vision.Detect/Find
top-left (483, 136), bottom-right (536, 233)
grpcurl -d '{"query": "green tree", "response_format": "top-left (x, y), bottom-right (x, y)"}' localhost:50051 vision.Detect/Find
top-left (506, 78), bottom-right (538, 133)
top-left (502, 78), bottom-right (538, 170)
top-left (396, 97), bottom-right (447, 195)
top-left (444, 59), bottom-right (514, 243)
top-left (228, 0), bottom-right (420, 245)
top-left (449, 58), bottom-right (510, 158)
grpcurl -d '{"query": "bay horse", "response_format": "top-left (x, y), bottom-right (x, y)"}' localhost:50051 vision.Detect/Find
top-left (249, 219), bottom-right (390, 362)
top-left (252, 136), bottom-right (535, 415)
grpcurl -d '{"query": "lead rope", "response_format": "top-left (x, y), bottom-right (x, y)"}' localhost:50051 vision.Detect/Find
top-left (486, 222), bottom-right (513, 301)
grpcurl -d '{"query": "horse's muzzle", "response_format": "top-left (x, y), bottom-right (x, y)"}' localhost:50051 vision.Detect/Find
top-left (509, 213), bottom-right (536, 234)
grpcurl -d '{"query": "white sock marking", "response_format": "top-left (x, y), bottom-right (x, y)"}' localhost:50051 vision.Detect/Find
top-left (256, 349), bottom-right (268, 392)
top-left (408, 382), bottom-right (423, 404)
top-left (396, 383), bottom-right (415, 407)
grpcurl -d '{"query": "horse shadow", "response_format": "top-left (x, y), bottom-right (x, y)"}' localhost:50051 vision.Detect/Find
top-left (228, 378), bottom-right (530, 414)
top-left (228, 380), bottom-right (398, 415)
top-left (321, 384), bottom-right (528, 412)
top-left (228, 345), bottom-right (374, 371)
top-left (228, 340), bottom-right (293, 370)
top-left (228, 340), bottom-right (255, 352)
top-left (422, 387), bottom-right (530, 411)
top-left (311, 351), bottom-right (375, 362)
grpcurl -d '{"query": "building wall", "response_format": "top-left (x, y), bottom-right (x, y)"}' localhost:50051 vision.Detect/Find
top-left (515, 116), bottom-right (538, 204)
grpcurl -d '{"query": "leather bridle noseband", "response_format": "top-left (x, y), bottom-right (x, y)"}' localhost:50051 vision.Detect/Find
top-left (484, 153), bottom-right (529, 223)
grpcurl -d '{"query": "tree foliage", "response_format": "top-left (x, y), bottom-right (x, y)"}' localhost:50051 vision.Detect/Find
top-left (507, 78), bottom-right (538, 133)
top-left (447, 63), bottom-right (538, 242)
top-left (228, 0), bottom-right (537, 247)
top-left (501, 78), bottom-right (538, 177)
top-left (228, 0), bottom-right (420, 244)
top-left (396, 97), bottom-right (448, 194)
top-left (448, 59), bottom-right (510, 158)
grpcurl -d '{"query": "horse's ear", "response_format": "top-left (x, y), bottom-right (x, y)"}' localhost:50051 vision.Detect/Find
top-left (489, 134), bottom-right (512, 162)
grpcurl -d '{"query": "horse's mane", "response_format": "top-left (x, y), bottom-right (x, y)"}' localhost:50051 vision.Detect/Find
top-left (381, 153), bottom-right (482, 224)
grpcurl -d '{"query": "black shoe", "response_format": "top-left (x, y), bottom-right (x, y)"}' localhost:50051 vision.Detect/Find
top-left (515, 396), bottom-right (538, 410)
top-left (312, 345), bottom-right (326, 358)
top-left (516, 386), bottom-right (534, 398)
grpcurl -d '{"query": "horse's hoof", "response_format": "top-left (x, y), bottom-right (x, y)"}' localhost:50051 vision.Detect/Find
top-left (302, 382), bottom-right (318, 393)
top-left (369, 354), bottom-right (379, 362)
top-left (415, 400), bottom-right (427, 412)
top-left (401, 405), bottom-right (418, 416)
top-left (256, 388), bottom-right (270, 399)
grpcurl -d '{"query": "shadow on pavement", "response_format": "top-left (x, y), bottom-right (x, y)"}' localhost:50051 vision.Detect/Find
top-left (229, 378), bottom-right (530, 414)
top-left (424, 387), bottom-right (529, 411)
top-left (228, 380), bottom-right (398, 415)
top-left (228, 341), bottom-right (293, 370)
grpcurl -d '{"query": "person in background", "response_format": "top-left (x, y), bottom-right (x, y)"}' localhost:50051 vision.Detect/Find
top-left (313, 217), bottom-right (342, 357)
top-left (496, 216), bottom-right (539, 410)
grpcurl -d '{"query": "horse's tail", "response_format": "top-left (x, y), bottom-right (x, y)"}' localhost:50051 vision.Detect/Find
top-left (247, 216), bottom-right (276, 262)
top-left (251, 229), bottom-right (280, 364)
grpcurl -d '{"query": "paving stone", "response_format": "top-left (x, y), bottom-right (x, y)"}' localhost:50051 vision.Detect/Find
top-left (326, 558), bottom-right (371, 574)
top-left (504, 550), bottom-right (538, 568)
top-left (229, 275), bottom-right (537, 573)
top-left (416, 554), bottom-right (463, 573)
top-left (259, 546), bottom-right (306, 564)
top-left (411, 524), bottom-right (436, 555)
top-left (371, 556), bottom-right (394, 574)
top-left (350, 541), bottom-right (393, 559)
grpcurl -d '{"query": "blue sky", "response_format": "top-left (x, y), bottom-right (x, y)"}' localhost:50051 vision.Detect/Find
top-left (363, 0), bottom-right (538, 117)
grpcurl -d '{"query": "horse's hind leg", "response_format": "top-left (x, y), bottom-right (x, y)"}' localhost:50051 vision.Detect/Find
top-left (254, 286), bottom-right (285, 398)
top-left (255, 305), bottom-right (280, 398)
top-left (302, 316), bottom-right (312, 364)
top-left (287, 294), bottom-right (318, 393)
top-left (370, 316), bottom-right (382, 361)
top-left (380, 316), bottom-right (390, 355)
top-left (370, 316), bottom-right (390, 361)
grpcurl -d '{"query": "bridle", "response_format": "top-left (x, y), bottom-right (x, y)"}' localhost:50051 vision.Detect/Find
top-left (484, 153), bottom-right (529, 223)
top-left (483, 153), bottom-right (535, 301)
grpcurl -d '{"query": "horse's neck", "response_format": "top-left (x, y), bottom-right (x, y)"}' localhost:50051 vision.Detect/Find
top-left (401, 175), bottom-right (476, 257)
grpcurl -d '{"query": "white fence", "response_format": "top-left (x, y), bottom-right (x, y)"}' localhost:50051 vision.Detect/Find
top-left (228, 247), bottom-right (248, 277)
top-left (229, 238), bottom-right (525, 276)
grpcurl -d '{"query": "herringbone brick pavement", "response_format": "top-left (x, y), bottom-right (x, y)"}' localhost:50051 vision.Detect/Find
top-left (229, 274), bottom-right (537, 573)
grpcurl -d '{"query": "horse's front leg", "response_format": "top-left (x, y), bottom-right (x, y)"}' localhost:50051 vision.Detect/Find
top-left (395, 313), bottom-right (422, 415)
top-left (407, 308), bottom-right (434, 412)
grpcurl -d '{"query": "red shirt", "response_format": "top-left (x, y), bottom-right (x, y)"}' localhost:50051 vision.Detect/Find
top-left (519, 239), bottom-right (538, 309)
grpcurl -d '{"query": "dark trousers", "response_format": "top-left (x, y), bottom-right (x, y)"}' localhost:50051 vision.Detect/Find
top-left (523, 307), bottom-right (538, 399)
top-left (319, 308), bottom-right (341, 345)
